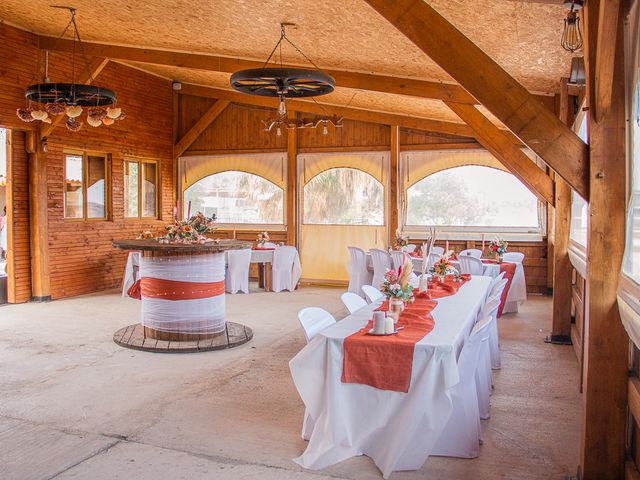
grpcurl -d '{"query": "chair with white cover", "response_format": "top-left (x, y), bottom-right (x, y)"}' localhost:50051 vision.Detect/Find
top-left (362, 284), bottom-right (384, 303)
top-left (390, 250), bottom-right (405, 271)
top-left (225, 248), bottom-right (252, 294)
top-left (475, 297), bottom-right (501, 420)
top-left (341, 292), bottom-right (368, 314)
top-left (486, 279), bottom-right (509, 370)
top-left (263, 242), bottom-right (278, 248)
top-left (272, 246), bottom-right (300, 292)
top-left (347, 247), bottom-right (373, 298)
top-left (458, 255), bottom-right (484, 276)
top-left (432, 314), bottom-right (493, 458)
top-left (489, 278), bottom-right (509, 302)
top-left (502, 251), bottom-right (524, 263)
top-left (459, 249), bottom-right (482, 258)
top-left (370, 249), bottom-right (392, 288)
top-left (121, 251), bottom-right (141, 297)
top-left (405, 244), bottom-right (417, 253)
top-left (428, 253), bottom-right (441, 270)
top-left (488, 271), bottom-right (506, 292)
top-left (297, 307), bottom-right (337, 440)
top-left (431, 246), bottom-right (444, 256)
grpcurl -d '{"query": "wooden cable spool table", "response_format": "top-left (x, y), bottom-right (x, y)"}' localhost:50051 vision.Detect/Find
top-left (113, 238), bottom-right (254, 352)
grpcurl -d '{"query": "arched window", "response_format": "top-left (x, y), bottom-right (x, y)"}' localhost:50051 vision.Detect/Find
top-left (406, 165), bottom-right (541, 232)
top-left (303, 168), bottom-right (384, 225)
top-left (183, 171), bottom-right (284, 224)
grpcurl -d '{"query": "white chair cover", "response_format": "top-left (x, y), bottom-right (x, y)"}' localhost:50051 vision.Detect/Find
top-left (489, 278), bottom-right (509, 301)
top-left (502, 252), bottom-right (525, 263)
top-left (428, 253), bottom-right (441, 270)
top-left (272, 246), bottom-right (302, 292)
top-left (431, 246), bottom-right (444, 256)
top-left (432, 314), bottom-right (492, 458)
top-left (460, 249), bottom-right (482, 258)
top-left (263, 242), bottom-right (278, 248)
top-left (121, 251), bottom-right (141, 297)
top-left (458, 255), bottom-right (484, 275)
top-left (298, 306), bottom-right (337, 441)
top-left (486, 281), bottom-right (509, 371)
top-left (370, 249), bottom-right (392, 288)
top-left (390, 251), bottom-right (405, 271)
top-left (475, 298), bottom-right (500, 419)
top-left (405, 244), bottom-right (417, 253)
top-left (362, 284), bottom-right (384, 303)
top-left (225, 248), bottom-right (252, 294)
top-left (347, 247), bottom-right (373, 298)
top-left (488, 271), bottom-right (506, 292)
top-left (341, 292), bottom-right (368, 314)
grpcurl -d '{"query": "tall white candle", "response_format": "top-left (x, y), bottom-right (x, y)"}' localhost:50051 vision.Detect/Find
top-left (445, 240), bottom-right (449, 252)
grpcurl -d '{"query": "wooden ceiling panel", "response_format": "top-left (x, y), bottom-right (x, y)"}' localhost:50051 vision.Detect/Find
top-left (0, 0), bottom-right (576, 94)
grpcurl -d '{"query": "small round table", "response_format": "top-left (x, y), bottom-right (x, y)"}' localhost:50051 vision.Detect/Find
top-left (113, 239), bottom-right (253, 352)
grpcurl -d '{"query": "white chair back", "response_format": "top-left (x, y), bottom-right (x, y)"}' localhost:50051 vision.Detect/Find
top-left (298, 307), bottom-right (336, 343)
top-left (370, 249), bottom-right (392, 288)
top-left (225, 248), bottom-right (252, 294)
top-left (489, 278), bottom-right (509, 301)
top-left (405, 244), bottom-right (417, 253)
top-left (428, 252), bottom-right (441, 270)
top-left (489, 271), bottom-right (506, 291)
top-left (431, 246), bottom-right (444, 256)
top-left (341, 292), bottom-right (368, 314)
top-left (478, 297), bottom-right (501, 322)
top-left (460, 248), bottom-right (482, 258)
top-left (263, 242), bottom-right (277, 248)
top-left (347, 246), bottom-right (372, 297)
top-left (502, 252), bottom-right (524, 263)
top-left (478, 297), bottom-right (503, 370)
top-left (390, 251), bottom-right (405, 271)
top-left (458, 255), bottom-right (484, 275)
top-left (362, 284), bottom-right (384, 303)
top-left (272, 246), bottom-right (298, 292)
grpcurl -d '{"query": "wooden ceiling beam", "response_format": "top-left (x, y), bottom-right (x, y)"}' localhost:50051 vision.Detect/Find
top-left (594, 0), bottom-right (621, 121)
top-left (174, 100), bottom-right (230, 157)
top-left (179, 83), bottom-right (476, 138)
top-left (363, 0), bottom-right (589, 200)
top-left (37, 35), bottom-right (555, 107)
top-left (40, 57), bottom-right (110, 139)
top-left (446, 102), bottom-right (555, 205)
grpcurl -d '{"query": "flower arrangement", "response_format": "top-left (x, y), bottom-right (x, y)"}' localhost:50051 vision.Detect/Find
top-left (432, 250), bottom-right (457, 280)
top-left (157, 212), bottom-right (218, 244)
top-left (392, 229), bottom-right (409, 250)
top-left (256, 231), bottom-right (270, 246)
top-left (488, 238), bottom-right (508, 261)
top-left (379, 260), bottom-right (414, 302)
top-left (136, 230), bottom-right (154, 239)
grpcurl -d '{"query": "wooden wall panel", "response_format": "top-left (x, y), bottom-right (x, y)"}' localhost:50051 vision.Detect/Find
top-left (297, 118), bottom-right (389, 151)
top-left (7, 131), bottom-right (32, 303)
top-left (400, 128), bottom-right (479, 147)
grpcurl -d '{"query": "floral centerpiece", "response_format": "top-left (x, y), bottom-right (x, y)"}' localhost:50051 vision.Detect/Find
top-left (431, 250), bottom-right (457, 281)
top-left (380, 259), bottom-right (414, 320)
top-left (157, 211), bottom-right (218, 244)
top-left (256, 231), bottom-right (270, 247)
top-left (136, 230), bottom-right (154, 240)
top-left (392, 229), bottom-right (409, 250)
top-left (488, 238), bottom-right (508, 263)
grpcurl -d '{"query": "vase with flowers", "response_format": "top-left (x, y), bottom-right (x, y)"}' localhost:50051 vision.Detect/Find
top-left (392, 229), bottom-right (409, 251)
top-left (379, 259), bottom-right (414, 322)
top-left (158, 212), bottom-right (217, 244)
top-left (488, 238), bottom-right (508, 263)
top-left (431, 250), bottom-right (456, 282)
top-left (256, 231), bottom-right (270, 247)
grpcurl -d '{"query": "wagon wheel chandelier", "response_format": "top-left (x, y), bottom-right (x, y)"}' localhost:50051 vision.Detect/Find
top-left (16, 6), bottom-right (124, 132)
top-left (230, 23), bottom-right (342, 136)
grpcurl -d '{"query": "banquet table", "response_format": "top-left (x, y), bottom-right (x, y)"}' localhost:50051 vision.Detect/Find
top-left (364, 252), bottom-right (526, 313)
top-left (289, 276), bottom-right (492, 478)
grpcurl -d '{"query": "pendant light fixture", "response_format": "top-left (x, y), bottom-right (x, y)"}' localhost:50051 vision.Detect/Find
top-left (230, 23), bottom-right (341, 135)
top-left (17, 6), bottom-right (124, 131)
top-left (561, 1), bottom-right (584, 53)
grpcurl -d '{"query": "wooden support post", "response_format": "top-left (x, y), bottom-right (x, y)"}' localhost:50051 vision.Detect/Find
top-left (389, 125), bottom-right (400, 246)
top-left (27, 129), bottom-right (50, 301)
top-left (579, 3), bottom-right (628, 478)
top-left (549, 78), bottom-right (573, 343)
top-left (172, 91), bottom-right (180, 220)
top-left (286, 112), bottom-right (298, 247)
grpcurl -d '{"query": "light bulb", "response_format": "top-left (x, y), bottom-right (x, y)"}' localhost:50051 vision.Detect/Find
top-left (322, 123), bottom-right (329, 136)
top-left (278, 97), bottom-right (287, 116)
top-left (561, 9), bottom-right (583, 53)
top-left (276, 126), bottom-right (282, 137)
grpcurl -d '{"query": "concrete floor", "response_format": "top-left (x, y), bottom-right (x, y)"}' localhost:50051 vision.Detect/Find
top-left (0, 286), bottom-right (581, 480)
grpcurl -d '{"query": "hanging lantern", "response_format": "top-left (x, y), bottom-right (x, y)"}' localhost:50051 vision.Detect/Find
top-left (561, 1), bottom-right (584, 53)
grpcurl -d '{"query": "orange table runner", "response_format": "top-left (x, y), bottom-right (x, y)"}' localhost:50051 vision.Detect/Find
top-left (482, 260), bottom-right (516, 316)
top-left (341, 275), bottom-right (470, 393)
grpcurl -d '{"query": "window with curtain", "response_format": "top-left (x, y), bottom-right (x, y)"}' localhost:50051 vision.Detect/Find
top-left (623, 71), bottom-right (640, 282)
top-left (569, 115), bottom-right (589, 249)
top-left (183, 171), bottom-right (284, 224)
top-left (303, 168), bottom-right (384, 225)
top-left (405, 165), bottom-right (541, 232)
top-left (64, 151), bottom-right (109, 220)
top-left (124, 159), bottom-right (159, 219)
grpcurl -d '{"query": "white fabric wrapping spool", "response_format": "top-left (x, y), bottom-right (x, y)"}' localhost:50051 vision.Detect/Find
top-left (140, 253), bottom-right (226, 335)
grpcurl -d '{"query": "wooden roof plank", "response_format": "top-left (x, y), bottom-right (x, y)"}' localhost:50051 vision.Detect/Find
top-left (363, 0), bottom-right (589, 199)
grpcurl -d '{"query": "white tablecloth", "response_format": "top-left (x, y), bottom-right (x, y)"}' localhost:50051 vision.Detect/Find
top-left (289, 276), bottom-right (492, 478)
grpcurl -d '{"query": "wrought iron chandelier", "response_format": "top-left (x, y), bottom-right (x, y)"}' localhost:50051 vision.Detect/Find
top-left (561, 1), bottom-right (584, 53)
top-left (17, 6), bottom-right (124, 131)
top-left (230, 23), bottom-right (341, 136)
